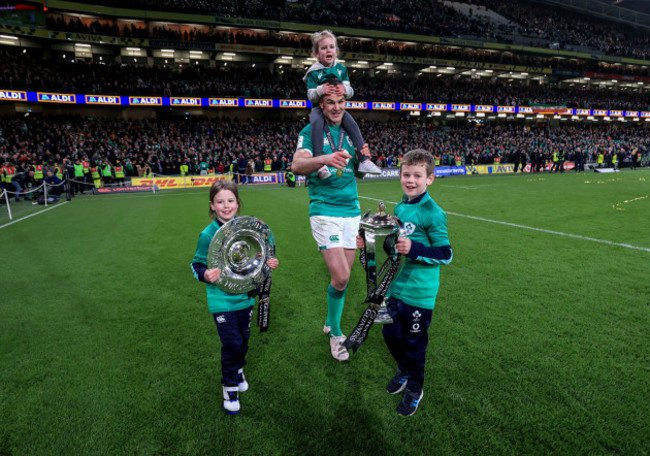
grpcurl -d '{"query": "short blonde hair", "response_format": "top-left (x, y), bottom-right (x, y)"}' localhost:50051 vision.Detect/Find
top-left (311, 30), bottom-right (339, 58)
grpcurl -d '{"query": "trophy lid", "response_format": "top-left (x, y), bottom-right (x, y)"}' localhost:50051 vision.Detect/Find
top-left (359, 203), bottom-right (400, 236)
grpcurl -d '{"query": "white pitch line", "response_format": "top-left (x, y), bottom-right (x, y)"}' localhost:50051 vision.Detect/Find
top-left (359, 195), bottom-right (650, 253)
top-left (439, 185), bottom-right (479, 190)
top-left (0, 201), bottom-right (69, 230)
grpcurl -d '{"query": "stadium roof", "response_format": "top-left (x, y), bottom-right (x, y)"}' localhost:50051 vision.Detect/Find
top-left (535, 0), bottom-right (650, 29)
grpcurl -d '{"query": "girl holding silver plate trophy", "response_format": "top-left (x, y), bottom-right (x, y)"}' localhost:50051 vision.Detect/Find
top-left (191, 180), bottom-right (279, 415)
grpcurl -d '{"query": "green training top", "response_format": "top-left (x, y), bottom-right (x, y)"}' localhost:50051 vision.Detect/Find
top-left (388, 192), bottom-right (451, 310)
top-left (192, 219), bottom-right (254, 313)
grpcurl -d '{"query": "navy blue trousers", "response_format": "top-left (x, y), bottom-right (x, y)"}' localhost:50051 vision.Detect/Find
top-left (382, 297), bottom-right (433, 393)
top-left (213, 306), bottom-right (254, 386)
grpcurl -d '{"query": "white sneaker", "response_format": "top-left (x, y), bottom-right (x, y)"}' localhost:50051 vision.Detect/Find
top-left (357, 158), bottom-right (382, 175)
top-left (317, 165), bottom-right (331, 179)
top-left (323, 322), bottom-right (331, 335)
top-left (222, 386), bottom-right (240, 414)
top-left (237, 368), bottom-right (248, 392)
top-left (330, 335), bottom-right (349, 362)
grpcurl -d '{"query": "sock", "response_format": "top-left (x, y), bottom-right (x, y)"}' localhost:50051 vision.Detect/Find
top-left (327, 284), bottom-right (348, 337)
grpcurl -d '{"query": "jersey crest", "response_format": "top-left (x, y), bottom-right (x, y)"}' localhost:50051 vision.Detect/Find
top-left (402, 222), bottom-right (416, 236)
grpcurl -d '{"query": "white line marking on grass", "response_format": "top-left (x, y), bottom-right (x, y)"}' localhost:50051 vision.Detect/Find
top-left (440, 185), bottom-right (479, 190)
top-left (359, 195), bottom-right (650, 253)
top-left (0, 201), bottom-right (68, 230)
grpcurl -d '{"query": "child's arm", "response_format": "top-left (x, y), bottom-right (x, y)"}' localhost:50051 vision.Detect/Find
top-left (340, 65), bottom-right (354, 99)
top-left (399, 239), bottom-right (452, 265)
top-left (399, 211), bottom-right (452, 265)
top-left (191, 231), bottom-right (222, 283)
top-left (306, 70), bottom-right (329, 103)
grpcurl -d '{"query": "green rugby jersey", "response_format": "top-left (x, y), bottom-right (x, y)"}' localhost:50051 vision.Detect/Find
top-left (389, 192), bottom-right (452, 310)
top-left (192, 219), bottom-right (254, 313)
top-left (303, 62), bottom-right (353, 103)
top-left (297, 123), bottom-right (361, 217)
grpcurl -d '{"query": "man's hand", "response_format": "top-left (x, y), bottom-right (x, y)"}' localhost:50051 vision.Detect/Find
top-left (324, 150), bottom-right (352, 169)
top-left (356, 235), bottom-right (365, 249)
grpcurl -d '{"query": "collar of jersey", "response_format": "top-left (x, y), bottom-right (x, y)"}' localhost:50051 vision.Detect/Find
top-left (403, 191), bottom-right (428, 205)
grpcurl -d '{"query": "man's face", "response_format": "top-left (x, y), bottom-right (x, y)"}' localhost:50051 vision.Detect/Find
top-left (320, 94), bottom-right (346, 126)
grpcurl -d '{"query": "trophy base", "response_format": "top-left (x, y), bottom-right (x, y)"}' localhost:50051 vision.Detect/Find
top-left (373, 308), bottom-right (393, 324)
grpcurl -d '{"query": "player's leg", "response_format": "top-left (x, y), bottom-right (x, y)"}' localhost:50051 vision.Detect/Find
top-left (321, 247), bottom-right (354, 336)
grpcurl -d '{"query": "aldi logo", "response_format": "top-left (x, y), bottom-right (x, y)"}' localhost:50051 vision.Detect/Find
top-left (85, 95), bottom-right (120, 105)
top-left (209, 98), bottom-right (238, 107)
top-left (245, 99), bottom-right (273, 107)
top-left (280, 100), bottom-right (307, 108)
top-left (38, 92), bottom-right (76, 103)
top-left (0, 90), bottom-right (27, 101)
top-left (171, 97), bottom-right (201, 106)
top-left (129, 97), bottom-right (162, 106)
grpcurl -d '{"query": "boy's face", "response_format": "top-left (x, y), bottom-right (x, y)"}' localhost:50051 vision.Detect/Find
top-left (317, 36), bottom-right (337, 66)
top-left (400, 163), bottom-right (434, 200)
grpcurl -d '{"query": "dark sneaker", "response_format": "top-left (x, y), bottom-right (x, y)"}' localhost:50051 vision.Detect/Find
top-left (386, 371), bottom-right (408, 394)
top-left (397, 389), bottom-right (423, 416)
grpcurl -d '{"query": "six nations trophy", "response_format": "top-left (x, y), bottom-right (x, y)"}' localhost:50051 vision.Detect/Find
top-left (343, 203), bottom-right (405, 353)
top-left (207, 216), bottom-right (275, 332)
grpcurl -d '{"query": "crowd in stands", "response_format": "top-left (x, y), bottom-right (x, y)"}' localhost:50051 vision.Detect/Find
top-left (1, 48), bottom-right (648, 110)
top-left (459, 0), bottom-right (650, 60)
top-left (1, 116), bottom-right (648, 193)
top-left (40, 0), bottom-right (650, 60)
top-left (42, 16), bottom-right (650, 79)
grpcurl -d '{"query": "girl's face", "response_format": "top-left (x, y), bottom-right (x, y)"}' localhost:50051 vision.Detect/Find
top-left (210, 189), bottom-right (239, 223)
top-left (317, 36), bottom-right (337, 66)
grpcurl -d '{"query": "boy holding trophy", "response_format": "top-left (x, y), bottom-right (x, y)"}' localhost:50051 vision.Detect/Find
top-left (370, 149), bottom-right (453, 416)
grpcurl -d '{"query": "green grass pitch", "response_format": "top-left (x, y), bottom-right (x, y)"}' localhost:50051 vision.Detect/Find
top-left (1, 170), bottom-right (649, 455)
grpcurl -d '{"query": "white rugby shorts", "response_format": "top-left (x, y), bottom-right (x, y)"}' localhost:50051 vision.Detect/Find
top-left (309, 215), bottom-right (361, 250)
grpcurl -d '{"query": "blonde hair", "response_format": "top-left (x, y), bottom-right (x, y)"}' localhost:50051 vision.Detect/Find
top-left (311, 30), bottom-right (339, 59)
